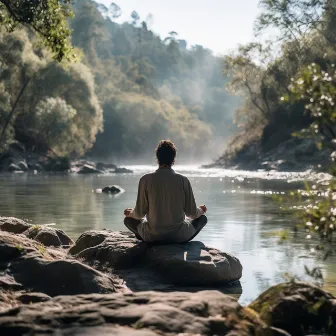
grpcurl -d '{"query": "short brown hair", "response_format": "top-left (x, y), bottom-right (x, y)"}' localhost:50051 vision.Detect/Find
top-left (155, 140), bottom-right (177, 166)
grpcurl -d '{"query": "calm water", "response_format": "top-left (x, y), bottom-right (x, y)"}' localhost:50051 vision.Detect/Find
top-left (0, 165), bottom-right (335, 304)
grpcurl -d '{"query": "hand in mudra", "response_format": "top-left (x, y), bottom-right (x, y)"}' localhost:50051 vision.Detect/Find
top-left (124, 208), bottom-right (133, 217)
top-left (199, 205), bottom-right (207, 213)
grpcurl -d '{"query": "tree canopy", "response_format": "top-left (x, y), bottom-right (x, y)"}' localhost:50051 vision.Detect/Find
top-left (0, 0), bottom-right (75, 62)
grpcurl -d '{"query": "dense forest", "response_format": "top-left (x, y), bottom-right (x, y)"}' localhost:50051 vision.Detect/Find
top-left (1, 0), bottom-right (335, 169)
top-left (0, 0), bottom-right (239, 164)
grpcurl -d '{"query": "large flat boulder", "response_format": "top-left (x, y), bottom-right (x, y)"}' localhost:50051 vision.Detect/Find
top-left (0, 290), bottom-right (287, 336)
top-left (146, 242), bottom-right (243, 285)
top-left (69, 231), bottom-right (243, 286)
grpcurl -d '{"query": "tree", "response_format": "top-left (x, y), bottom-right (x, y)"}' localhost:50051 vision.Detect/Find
top-left (33, 97), bottom-right (77, 155)
top-left (0, 0), bottom-right (75, 62)
top-left (130, 11), bottom-right (140, 26)
top-left (0, 28), bottom-right (103, 156)
top-left (256, 0), bottom-right (336, 52)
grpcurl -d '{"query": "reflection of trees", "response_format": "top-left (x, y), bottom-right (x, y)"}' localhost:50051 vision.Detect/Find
top-left (0, 174), bottom-right (103, 239)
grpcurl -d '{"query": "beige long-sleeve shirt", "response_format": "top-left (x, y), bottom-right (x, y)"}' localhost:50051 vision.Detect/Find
top-left (130, 168), bottom-right (203, 243)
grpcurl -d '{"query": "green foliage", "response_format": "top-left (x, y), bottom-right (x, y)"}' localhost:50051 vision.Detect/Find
top-left (0, 0), bottom-right (76, 62)
top-left (0, 28), bottom-right (102, 156)
top-left (282, 64), bottom-right (336, 247)
top-left (285, 63), bottom-right (336, 147)
top-left (218, 0), bottom-right (336, 166)
top-left (33, 97), bottom-right (77, 154)
top-left (0, 0), bottom-right (237, 160)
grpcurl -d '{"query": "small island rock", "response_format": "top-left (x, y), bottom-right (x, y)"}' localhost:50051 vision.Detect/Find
top-left (102, 185), bottom-right (122, 194)
top-left (77, 164), bottom-right (102, 174)
top-left (114, 167), bottom-right (133, 174)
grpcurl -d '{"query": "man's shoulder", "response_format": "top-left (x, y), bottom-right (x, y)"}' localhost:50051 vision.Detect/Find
top-left (139, 172), bottom-right (154, 181)
top-left (174, 172), bottom-right (189, 183)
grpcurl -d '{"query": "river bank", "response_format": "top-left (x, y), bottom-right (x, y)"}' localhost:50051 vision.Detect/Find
top-left (206, 137), bottom-right (332, 173)
top-left (0, 216), bottom-right (335, 335)
top-left (0, 142), bottom-right (133, 174)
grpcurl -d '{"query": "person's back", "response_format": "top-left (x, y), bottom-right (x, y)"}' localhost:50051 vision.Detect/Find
top-left (124, 140), bottom-right (207, 243)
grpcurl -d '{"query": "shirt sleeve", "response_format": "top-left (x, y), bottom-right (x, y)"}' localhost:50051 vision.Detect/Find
top-left (131, 176), bottom-right (148, 220)
top-left (183, 177), bottom-right (203, 220)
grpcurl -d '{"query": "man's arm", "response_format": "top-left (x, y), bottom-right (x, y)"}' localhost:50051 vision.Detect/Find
top-left (184, 177), bottom-right (205, 219)
top-left (127, 176), bottom-right (148, 219)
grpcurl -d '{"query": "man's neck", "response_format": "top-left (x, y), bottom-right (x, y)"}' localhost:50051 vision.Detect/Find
top-left (158, 164), bottom-right (172, 169)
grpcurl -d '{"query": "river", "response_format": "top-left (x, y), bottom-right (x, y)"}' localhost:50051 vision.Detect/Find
top-left (0, 165), bottom-right (335, 304)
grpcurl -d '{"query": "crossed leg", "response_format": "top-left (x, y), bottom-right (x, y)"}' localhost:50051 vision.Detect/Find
top-left (124, 217), bottom-right (143, 240)
top-left (184, 215), bottom-right (208, 243)
top-left (124, 215), bottom-right (208, 243)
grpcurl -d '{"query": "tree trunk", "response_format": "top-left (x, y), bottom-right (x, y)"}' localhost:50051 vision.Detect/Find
top-left (0, 77), bottom-right (31, 144)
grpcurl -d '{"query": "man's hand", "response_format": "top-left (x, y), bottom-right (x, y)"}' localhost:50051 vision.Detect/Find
top-left (199, 205), bottom-right (207, 214)
top-left (124, 208), bottom-right (134, 217)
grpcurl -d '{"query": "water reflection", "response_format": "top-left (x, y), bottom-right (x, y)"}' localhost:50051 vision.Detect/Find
top-left (0, 166), bottom-right (335, 304)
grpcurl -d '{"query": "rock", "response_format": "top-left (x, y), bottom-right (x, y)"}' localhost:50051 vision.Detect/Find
top-left (249, 282), bottom-right (336, 336)
top-left (96, 162), bottom-right (117, 171)
top-left (10, 253), bottom-right (116, 296)
top-left (0, 219), bottom-right (74, 248)
top-left (26, 227), bottom-right (62, 246)
top-left (17, 161), bottom-right (28, 171)
top-left (8, 163), bottom-right (23, 172)
top-left (69, 231), bottom-right (147, 269)
top-left (0, 290), bottom-right (286, 336)
top-left (70, 231), bottom-right (242, 286)
top-left (17, 292), bottom-right (51, 304)
top-left (114, 167), bottom-right (133, 174)
top-left (24, 226), bottom-right (74, 247)
top-left (0, 217), bottom-right (31, 234)
top-left (55, 228), bottom-right (74, 246)
top-left (78, 164), bottom-right (103, 174)
top-left (42, 156), bottom-right (71, 172)
top-left (0, 231), bottom-right (116, 297)
top-left (146, 242), bottom-right (243, 285)
top-left (102, 185), bottom-right (122, 194)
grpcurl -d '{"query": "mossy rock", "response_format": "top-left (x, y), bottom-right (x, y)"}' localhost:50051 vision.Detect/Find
top-left (249, 282), bottom-right (336, 336)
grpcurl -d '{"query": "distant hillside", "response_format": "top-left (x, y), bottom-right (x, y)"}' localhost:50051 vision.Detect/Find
top-left (70, 0), bottom-right (239, 162)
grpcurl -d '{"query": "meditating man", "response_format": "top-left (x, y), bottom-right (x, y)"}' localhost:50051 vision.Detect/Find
top-left (124, 140), bottom-right (207, 243)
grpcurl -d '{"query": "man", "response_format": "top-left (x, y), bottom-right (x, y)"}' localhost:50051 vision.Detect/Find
top-left (124, 140), bottom-right (207, 243)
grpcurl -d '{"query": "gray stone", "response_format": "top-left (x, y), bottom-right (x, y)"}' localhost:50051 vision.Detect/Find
top-left (114, 167), bottom-right (133, 174)
top-left (69, 231), bottom-right (147, 269)
top-left (250, 282), bottom-right (336, 336)
top-left (0, 231), bottom-right (116, 297)
top-left (0, 290), bottom-right (286, 336)
top-left (102, 185), bottom-right (122, 194)
top-left (96, 162), bottom-right (117, 171)
top-left (8, 163), bottom-right (23, 172)
top-left (146, 242), bottom-right (243, 285)
top-left (10, 254), bottom-right (116, 296)
top-left (0, 217), bottom-right (31, 234)
top-left (17, 161), bottom-right (28, 171)
top-left (24, 226), bottom-right (74, 247)
top-left (17, 292), bottom-right (51, 304)
top-left (70, 231), bottom-right (242, 286)
top-left (78, 164), bottom-right (103, 174)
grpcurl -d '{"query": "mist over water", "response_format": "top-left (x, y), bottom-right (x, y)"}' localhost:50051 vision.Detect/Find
top-left (0, 165), bottom-right (335, 304)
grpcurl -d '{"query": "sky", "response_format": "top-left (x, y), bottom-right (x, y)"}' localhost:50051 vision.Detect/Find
top-left (97, 0), bottom-right (262, 55)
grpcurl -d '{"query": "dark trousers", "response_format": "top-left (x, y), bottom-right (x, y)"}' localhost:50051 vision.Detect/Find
top-left (124, 215), bottom-right (208, 243)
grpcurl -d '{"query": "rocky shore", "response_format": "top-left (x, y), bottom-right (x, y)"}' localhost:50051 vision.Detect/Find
top-left (0, 216), bottom-right (335, 335)
top-left (0, 143), bottom-right (133, 174)
top-left (206, 138), bottom-right (332, 172)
